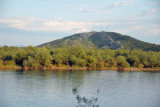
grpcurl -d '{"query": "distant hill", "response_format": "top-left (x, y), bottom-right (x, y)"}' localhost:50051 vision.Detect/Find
top-left (38, 32), bottom-right (160, 51)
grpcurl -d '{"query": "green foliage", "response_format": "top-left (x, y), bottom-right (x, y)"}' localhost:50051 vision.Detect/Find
top-left (138, 63), bottom-right (144, 68)
top-left (0, 45), bottom-right (160, 69)
top-left (127, 54), bottom-right (140, 67)
top-left (96, 62), bottom-right (104, 68)
top-left (36, 48), bottom-right (52, 67)
top-left (23, 56), bottom-right (40, 67)
top-left (77, 58), bottom-right (87, 67)
top-left (3, 60), bottom-right (16, 66)
top-left (0, 60), bottom-right (3, 65)
top-left (116, 56), bottom-right (130, 68)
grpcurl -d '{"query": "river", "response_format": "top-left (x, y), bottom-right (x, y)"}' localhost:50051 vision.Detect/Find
top-left (0, 69), bottom-right (160, 107)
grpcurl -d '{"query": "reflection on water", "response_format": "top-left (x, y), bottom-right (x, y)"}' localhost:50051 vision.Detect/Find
top-left (0, 70), bottom-right (160, 107)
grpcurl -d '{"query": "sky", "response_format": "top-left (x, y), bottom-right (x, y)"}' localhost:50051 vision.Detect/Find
top-left (0, 0), bottom-right (160, 46)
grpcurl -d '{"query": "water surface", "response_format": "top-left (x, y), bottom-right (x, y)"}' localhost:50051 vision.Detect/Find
top-left (0, 69), bottom-right (160, 107)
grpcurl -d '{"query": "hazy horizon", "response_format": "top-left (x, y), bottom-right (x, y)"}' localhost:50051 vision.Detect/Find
top-left (0, 0), bottom-right (160, 46)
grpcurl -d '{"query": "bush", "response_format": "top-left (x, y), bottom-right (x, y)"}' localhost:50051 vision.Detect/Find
top-left (88, 62), bottom-right (97, 68)
top-left (23, 56), bottom-right (40, 68)
top-left (0, 60), bottom-right (3, 65)
top-left (138, 63), bottom-right (144, 68)
top-left (3, 60), bottom-right (16, 66)
top-left (116, 56), bottom-right (130, 68)
top-left (96, 62), bottom-right (104, 68)
top-left (0, 46), bottom-right (160, 69)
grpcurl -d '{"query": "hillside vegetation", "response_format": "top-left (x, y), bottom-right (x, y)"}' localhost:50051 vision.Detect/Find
top-left (0, 46), bottom-right (160, 69)
top-left (39, 32), bottom-right (160, 51)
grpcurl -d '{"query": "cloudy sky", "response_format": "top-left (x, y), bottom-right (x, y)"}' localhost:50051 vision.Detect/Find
top-left (0, 0), bottom-right (160, 46)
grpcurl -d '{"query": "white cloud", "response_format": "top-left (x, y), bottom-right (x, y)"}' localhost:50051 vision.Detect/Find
top-left (0, 17), bottom-right (159, 37)
top-left (114, 25), bottom-right (160, 38)
top-left (148, 8), bottom-right (159, 14)
top-left (148, 26), bottom-right (160, 35)
top-left (77, 0), bottom-right (134, 14)
top-left (149, 1), bottom-right (160, 5)
top-left (0, 17), bottom-right (112, 33)
top-left (81, 0), bottom-right (134, 13)
top-left (113, 0), bottom-right (133, 7)
top-left (0, 16), bottom-right (160, 44)
top-left (106, 11), bottom-right (112, 14)
top-left (138, 8), bottom-right (160, 15)
top-left (79, 7), bottom-right (83, 12)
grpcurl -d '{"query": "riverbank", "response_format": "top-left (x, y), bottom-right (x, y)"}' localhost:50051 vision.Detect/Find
top-left (0, 66), bottom-right (160, 71)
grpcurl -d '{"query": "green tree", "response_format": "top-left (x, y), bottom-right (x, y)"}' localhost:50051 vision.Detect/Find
top-left (127, 54), bottom-right (140, 67)
top-left (23, 56), bottom-right (40, 68)
top-left (116, 56), bottom-right (130, 68)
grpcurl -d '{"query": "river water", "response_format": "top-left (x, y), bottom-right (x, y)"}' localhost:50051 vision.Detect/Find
top-left (0, 69), bottom-right (160, 107)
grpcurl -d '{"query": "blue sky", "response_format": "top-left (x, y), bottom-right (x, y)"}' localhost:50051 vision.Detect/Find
top-left (0, 0), bottom-right (160, 46)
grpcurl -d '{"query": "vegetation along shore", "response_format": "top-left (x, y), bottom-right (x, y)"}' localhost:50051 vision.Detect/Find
top-left (0, 46), bottom-right (160, 71)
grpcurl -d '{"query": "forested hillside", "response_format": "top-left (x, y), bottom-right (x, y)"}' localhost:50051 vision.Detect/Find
top-left (39, 32), bottom-right (160, 51)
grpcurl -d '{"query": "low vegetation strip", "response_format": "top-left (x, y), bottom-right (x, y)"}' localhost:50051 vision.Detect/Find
top-left (0, 46), bottom-right (160, 70)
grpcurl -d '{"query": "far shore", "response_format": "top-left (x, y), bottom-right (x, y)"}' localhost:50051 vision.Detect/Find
top-left (0, 66), bottom-right (160, 71)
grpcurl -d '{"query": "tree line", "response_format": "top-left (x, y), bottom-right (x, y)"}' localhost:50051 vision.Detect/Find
top-left (0, 46), bottom-right (160, 69)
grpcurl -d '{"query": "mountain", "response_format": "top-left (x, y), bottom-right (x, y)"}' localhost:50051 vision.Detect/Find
top-left (38, 31), bottom-right (160, 51)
